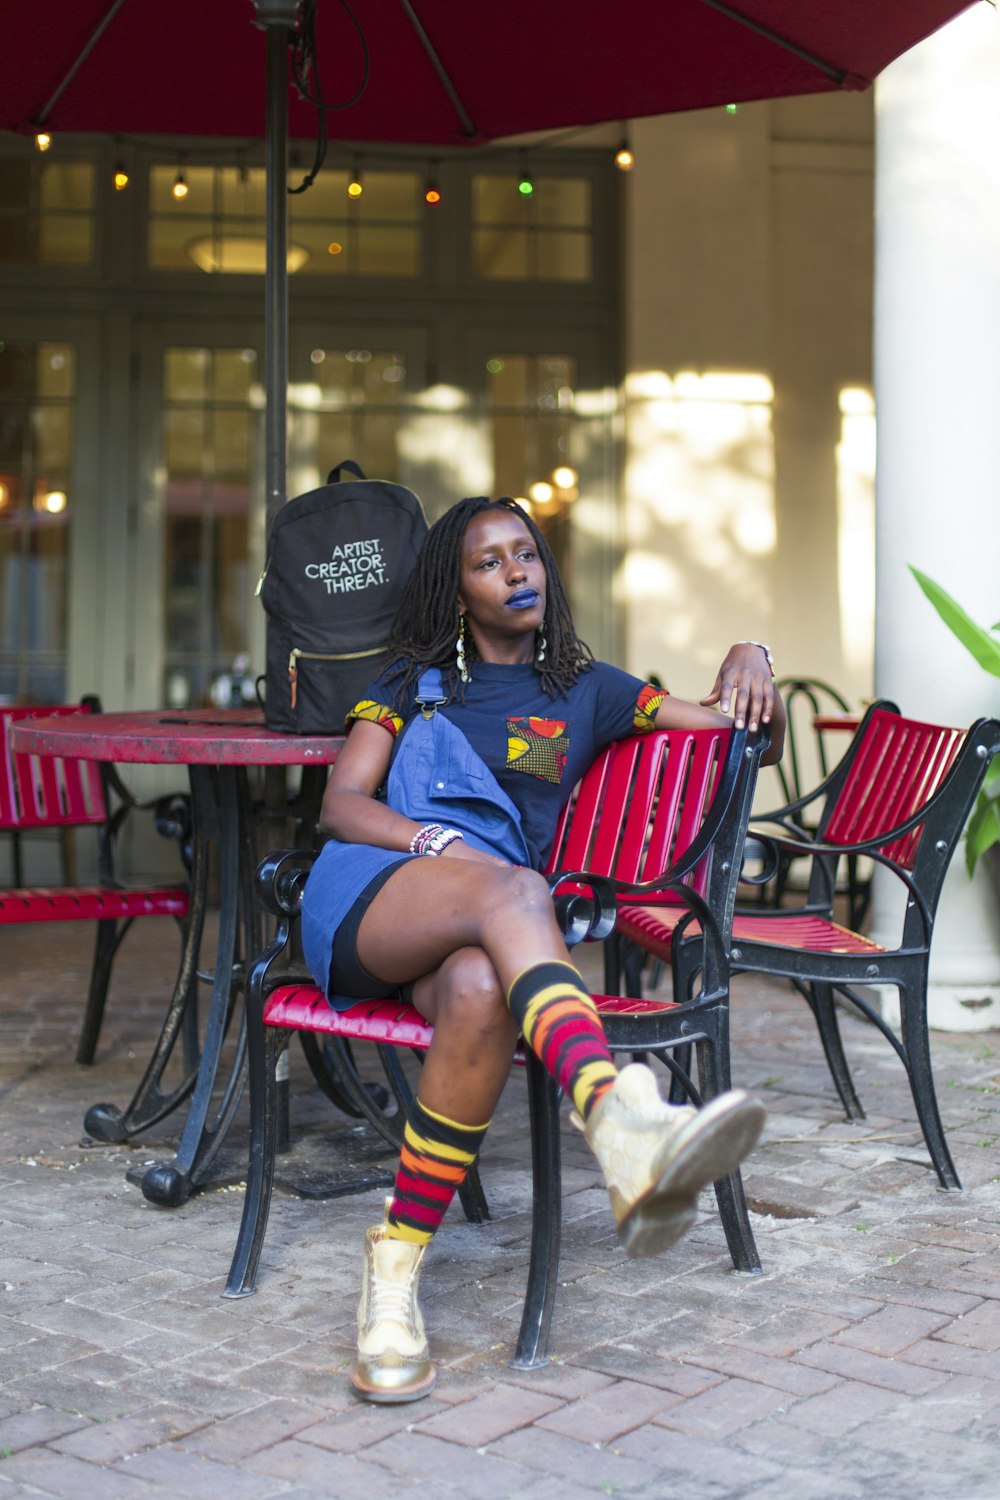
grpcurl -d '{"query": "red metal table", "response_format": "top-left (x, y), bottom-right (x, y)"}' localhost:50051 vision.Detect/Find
top-left (11, 708), bottom-right (341, 1205)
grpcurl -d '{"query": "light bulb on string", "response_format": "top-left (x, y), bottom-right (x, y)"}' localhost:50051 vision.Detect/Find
top-left (517, 168), bottom-right (534, 198)
top-left (424, 180), bottom-right (441, 206)
top-left (172, 169), bottom-right (189, 201)
top-left (34, 131), bottom-right (52, 152)
top-left (113, 163), bottom-right (129, 191)
top-left (725, 103), bottom-right (740, 115)
top-left (614, 140), bottom-right (635, 172)
top-left (347, 160), bottom-right (364, 199)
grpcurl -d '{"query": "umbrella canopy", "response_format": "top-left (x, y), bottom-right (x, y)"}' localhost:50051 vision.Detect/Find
top-left (0, 0), bottom-right (978, 145)
top-left (1, 0), bottom-right (977, 520)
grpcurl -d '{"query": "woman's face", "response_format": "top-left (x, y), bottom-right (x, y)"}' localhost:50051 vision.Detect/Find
top-left (457, 508), bottom-right (547, 659)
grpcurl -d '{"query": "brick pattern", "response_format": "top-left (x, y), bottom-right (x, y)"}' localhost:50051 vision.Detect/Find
top-left (2, 922), bottom-right (1000, 1498)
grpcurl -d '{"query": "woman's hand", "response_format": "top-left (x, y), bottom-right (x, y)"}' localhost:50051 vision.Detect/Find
top-left (701, 642), bottom-right (773, 732)
top-left (700, 643), bottom-right (785, 764)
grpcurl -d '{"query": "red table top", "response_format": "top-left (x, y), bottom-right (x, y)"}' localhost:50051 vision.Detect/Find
top-left (10, 707), bottom-right (343, 767)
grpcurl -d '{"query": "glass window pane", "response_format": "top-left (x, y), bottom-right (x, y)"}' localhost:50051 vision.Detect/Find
top-left (213, 410), bottom-right (250, 480)
top-left (164, 408), bottom-right (206, 475)
top-left (149, 215), bottom-right (215, 271)
top-left (474, 227), bottom-right (529, 279)
top-left (150, 164), bottom-right (214, 214)
top-left (39, 162), bottom-right (94, 210)
top-left (164, 348), bottom-right (209, 402)
top-left (36, 345), bottom-right (75, 399)
top-left (220, 166), bottom-right (266, 216)
top-left (486, 356), bottom-right (529, 408)
top-left (0, 338), bottom-right (75, 701)
top-left (473, 176), bottom-right (519, 219)
top-left (213, 349), bottom-right (257, 402)
top-left (38, 213), bottom-right (93, 265)
top-left (355, 171), bottom-right (419, 218)
top-left (537, 230), bottom-right (590, 281)
top-left (533, 178), bottom-right (591, 226)
top-left (290, 220), bottom-right (350, 275)
top-left (356, 225), bottom-right (419, 276)
top-left (33, 407), bottom-right (73, 471)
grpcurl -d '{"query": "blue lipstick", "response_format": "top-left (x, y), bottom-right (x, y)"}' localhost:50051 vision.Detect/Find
top-left (507, 589), bottom-right (539, 610)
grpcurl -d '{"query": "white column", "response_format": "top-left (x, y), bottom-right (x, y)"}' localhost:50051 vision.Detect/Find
top-left (872, 5), bottom-right (1000, 1030)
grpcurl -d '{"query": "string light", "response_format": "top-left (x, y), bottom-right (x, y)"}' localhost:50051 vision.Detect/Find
top-left (172, 169), bottom-right (189, 201)
top-left (347, 159), bottom-right (364, 199)
top-left (518, 168), bottom-right (534, 198)
top-left (113, 163), bottom-right (129, 191)
top-left (424, 177), bottom-right (441, 206)
top-left (725, 103), bottom-right (740, 115)
top-left (614, 139), bottom-right (635, 172)
top-left (34, 131), bottom-right (52, 152)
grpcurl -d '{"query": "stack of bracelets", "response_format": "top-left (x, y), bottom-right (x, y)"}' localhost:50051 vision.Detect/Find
top-left (409, 823), bottom-right (465, 856)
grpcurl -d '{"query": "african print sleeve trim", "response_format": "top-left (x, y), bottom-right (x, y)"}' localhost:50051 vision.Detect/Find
top-left (633, 682), bottom-right (668, 733)
top-left (346, 699), bottom-right (404, 737)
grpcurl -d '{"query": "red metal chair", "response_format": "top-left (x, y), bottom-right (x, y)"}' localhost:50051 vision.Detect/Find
top-left (223, 723), bottom-right (771, 1369)
top-left (1, 697), bottom-right (191, 1063)
top-left (615, 703), bottom-right (1000, 1190)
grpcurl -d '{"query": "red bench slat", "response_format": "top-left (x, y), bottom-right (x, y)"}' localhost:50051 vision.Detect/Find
top-left (0, 886), bottom-right (189, 924)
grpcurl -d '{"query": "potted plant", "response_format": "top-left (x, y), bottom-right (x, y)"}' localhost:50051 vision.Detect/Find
top-left (910, 566), bottom-right (1000, 881)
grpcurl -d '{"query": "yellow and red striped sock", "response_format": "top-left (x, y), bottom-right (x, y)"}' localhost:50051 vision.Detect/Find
top-left (507, 960), bottom-right (617, 1121)
top-left (385, 1100), bottom-right (489, 1246)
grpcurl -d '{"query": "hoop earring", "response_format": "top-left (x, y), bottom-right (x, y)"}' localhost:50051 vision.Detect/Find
top-left (456, 614), bottom-right (470, 683)
top-left (536, 629), bottom-right (547, 666)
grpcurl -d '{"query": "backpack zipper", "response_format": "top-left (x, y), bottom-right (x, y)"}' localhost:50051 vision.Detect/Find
top-left (287, 644), bottom-right (386, 710)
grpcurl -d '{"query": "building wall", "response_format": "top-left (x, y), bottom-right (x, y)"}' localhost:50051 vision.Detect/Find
top-left (622, 94), bottom-right (876, 719)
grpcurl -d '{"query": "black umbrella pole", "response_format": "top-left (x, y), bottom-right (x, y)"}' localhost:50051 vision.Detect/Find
top-left (263, 13), bottom-right (293, 525)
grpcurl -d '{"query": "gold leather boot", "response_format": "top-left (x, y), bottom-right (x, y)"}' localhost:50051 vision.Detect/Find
top-left (575, 1064), bottom-right (765, 1258)
top-left (351, 1217), bottom-right (436, 1403)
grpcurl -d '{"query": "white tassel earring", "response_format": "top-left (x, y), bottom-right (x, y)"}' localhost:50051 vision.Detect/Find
top-left (456, 614), bottom-right (470, 683)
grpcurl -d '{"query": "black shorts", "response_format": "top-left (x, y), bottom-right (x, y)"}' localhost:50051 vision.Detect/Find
top-left (327, 857), bottom-right (413, 1003)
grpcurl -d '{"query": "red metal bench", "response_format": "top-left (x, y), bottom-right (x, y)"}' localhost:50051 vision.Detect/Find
top-left (223, 722), bottom-right (770, 1369)
top-left (615, 703), bottom-right (1000, 1190)
top-left (1, 698), bottom-right (191, 1063)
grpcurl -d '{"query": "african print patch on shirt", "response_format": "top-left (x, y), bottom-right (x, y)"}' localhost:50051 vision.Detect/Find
top-left (506, 717), bottom-right (568, 784)
top-left (347, 699), bottom-right (404, 737)
top-left (633, 683), bottom-right (668, 732)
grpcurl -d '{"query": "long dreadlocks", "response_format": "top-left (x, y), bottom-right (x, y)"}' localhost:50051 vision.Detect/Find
top-left (384, 497), bottom-right (593, 704)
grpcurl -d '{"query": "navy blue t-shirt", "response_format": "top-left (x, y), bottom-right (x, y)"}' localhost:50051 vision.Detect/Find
top-left (348, 661), bottom-right (667, 869)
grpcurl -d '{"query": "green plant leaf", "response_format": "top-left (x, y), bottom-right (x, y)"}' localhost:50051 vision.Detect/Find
top-left (965, 790), bottom-right (1000, 876)
top-left (909, 566), bottom-right (1000, 678)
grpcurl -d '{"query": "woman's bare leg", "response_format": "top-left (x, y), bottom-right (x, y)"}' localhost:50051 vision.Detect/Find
top-left (407, 947), bottom-right (518, 1125)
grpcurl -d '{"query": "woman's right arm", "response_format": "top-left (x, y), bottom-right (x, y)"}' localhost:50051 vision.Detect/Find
top-left (318, 720), bottom-right (505, 864)
top-left (318, 720), bottom-right (413, 847)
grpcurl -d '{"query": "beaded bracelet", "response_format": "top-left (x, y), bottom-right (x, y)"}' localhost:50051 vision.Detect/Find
top-left (736, 640), bottom-right (775, 682)
top-left (409, 823), bottom-right (465, 856)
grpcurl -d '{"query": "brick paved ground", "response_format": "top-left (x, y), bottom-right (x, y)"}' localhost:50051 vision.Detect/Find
top-left (2, 919), bottom-right (1000, 1498)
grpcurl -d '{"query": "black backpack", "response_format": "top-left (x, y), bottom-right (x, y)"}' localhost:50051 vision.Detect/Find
top-left (259, 461), bottom-right (428, 734)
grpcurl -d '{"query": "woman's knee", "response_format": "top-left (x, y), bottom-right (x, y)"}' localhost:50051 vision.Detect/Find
top-left (434, 949), bottom-right (513, 1035)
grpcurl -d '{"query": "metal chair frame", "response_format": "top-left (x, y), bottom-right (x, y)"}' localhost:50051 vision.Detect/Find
top-left (1, 697), bottom-right (192, 1063)
top-left (224, 723), bottom-right (770, 1369)
top-left (616, 704), bottom-right (1000, 1190)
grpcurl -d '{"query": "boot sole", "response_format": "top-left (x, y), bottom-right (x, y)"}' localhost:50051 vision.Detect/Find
top-left (617, 1090), bottom-right (765, 1259)
top-left (351, 1363), bottom-right (437, 1403)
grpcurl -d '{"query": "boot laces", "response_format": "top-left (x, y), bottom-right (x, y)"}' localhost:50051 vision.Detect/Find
top-left (370, 1271), bottom-right (418, 1331)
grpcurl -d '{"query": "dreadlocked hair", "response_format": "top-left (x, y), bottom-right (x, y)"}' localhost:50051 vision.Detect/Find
top-left (384, 496), bottom-right (593, 705)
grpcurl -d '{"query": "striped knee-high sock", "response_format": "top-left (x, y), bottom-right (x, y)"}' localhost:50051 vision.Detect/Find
top-left (385, 1100), bottom-right (489, 1246)
top-left (507, 960), bottom-right (618, 1122)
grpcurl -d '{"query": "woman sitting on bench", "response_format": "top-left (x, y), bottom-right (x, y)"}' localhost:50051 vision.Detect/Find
top-left (302, 495), bottom-right (785, 1404)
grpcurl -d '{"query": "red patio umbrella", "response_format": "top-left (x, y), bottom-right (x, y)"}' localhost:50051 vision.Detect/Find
top-left (0, 0), bottom-right (977, 513)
